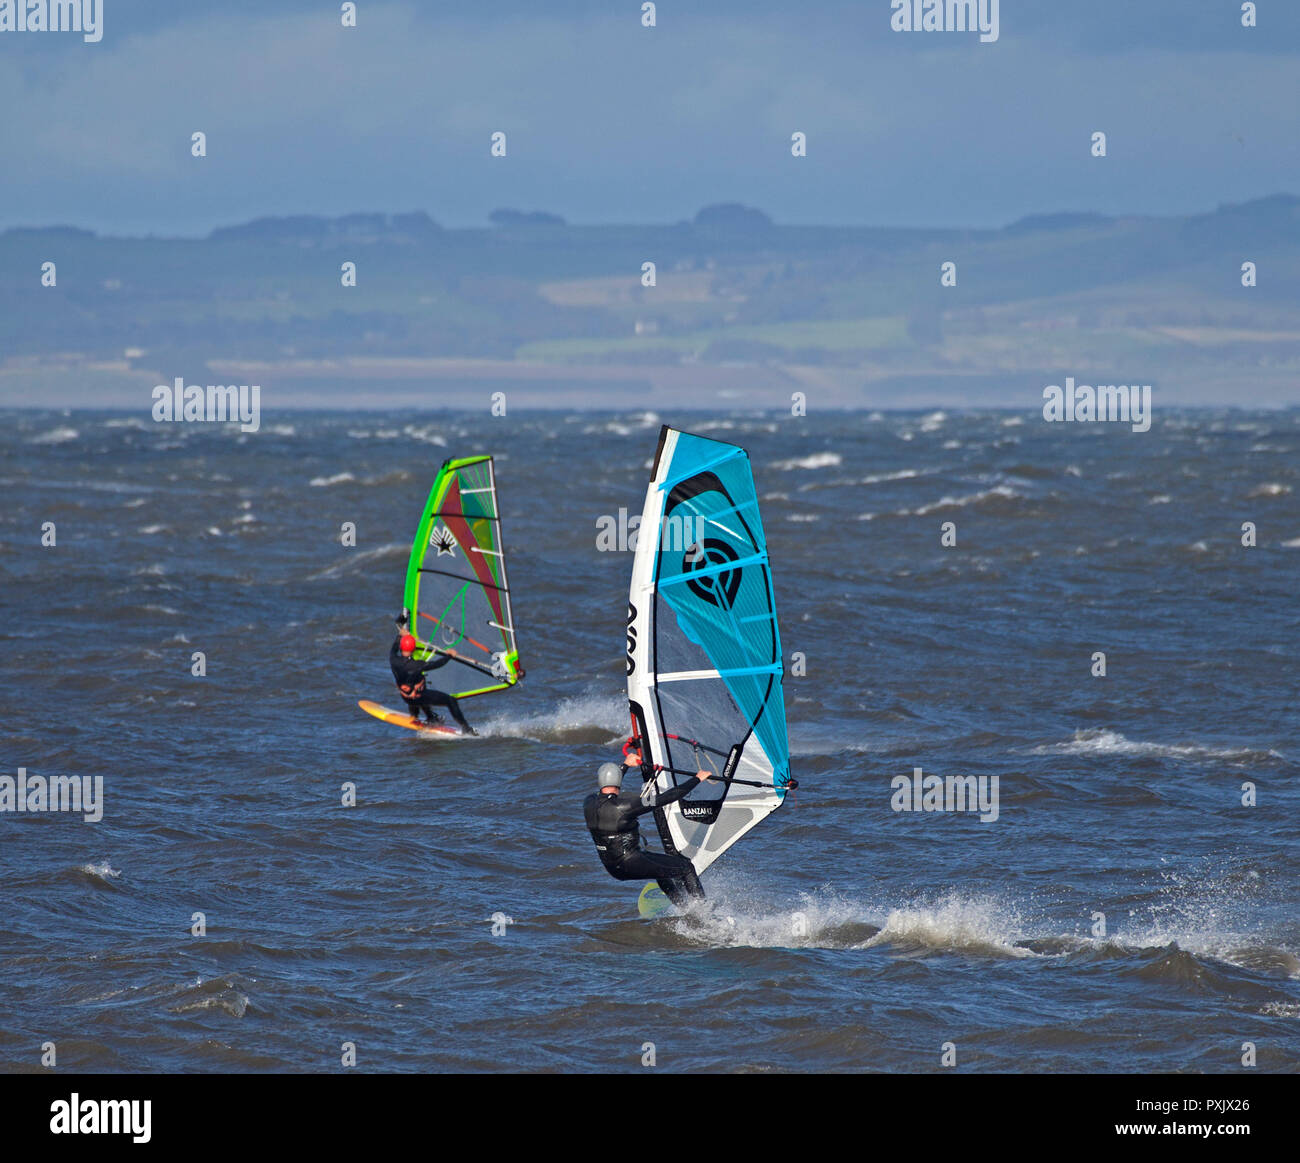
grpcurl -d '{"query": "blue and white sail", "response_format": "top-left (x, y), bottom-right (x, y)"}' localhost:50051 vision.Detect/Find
top-left (625, 425), bottom-right (792, 875)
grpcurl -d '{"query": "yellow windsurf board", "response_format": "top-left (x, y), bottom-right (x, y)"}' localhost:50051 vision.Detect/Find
top-left (638, 882), bottom-right (675, 919)
top-left (358, 699), bottom-right (462, 737)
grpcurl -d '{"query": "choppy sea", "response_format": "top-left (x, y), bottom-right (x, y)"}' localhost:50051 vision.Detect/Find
top-left (2, 407), bottom-right (1297, 1072)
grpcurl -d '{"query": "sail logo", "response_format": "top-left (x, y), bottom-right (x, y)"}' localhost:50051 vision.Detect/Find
top-left (595, 508), bottom-right (704, 553)
top-left (1, 768), bottom-right (103, 822)
top-left (626, 602), bottom-right (638, 675)
top-left (430, 528), bottom-right (456, 556)
top-left (891, 767), bottom-right (999, 822)
top-left (0, 0), bottom-right (103, 42)
top-left (677, 744), bottom-right (739, 823)
top-left (683, 539), bottom-right (742, 608)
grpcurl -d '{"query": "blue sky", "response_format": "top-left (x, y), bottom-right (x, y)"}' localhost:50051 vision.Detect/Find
top-left (2, 0), bottom-right (1297, 234)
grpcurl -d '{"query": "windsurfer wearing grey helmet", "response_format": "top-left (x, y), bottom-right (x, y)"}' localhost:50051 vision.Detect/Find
top-left (583, 747), bottom-right (709, 905)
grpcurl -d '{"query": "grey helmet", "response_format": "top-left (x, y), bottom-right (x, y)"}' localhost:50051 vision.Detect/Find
top-left (597, 762), bottom-right (624, 791)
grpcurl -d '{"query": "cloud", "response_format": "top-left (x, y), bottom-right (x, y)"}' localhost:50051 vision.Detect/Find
top-left (1, 1), bottom-right (1297, 233)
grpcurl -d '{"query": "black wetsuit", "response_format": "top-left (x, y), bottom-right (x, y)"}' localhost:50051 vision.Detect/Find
top-left (389, 635), bottom-right (470, 730)
top-left (584, 771), bottom-right (705, 904)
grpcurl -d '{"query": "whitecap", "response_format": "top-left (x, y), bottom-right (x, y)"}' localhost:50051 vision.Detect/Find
top-left (29, 426), bottom-right (79, 445)
top-left (770, 452), bottom-right (842, 471)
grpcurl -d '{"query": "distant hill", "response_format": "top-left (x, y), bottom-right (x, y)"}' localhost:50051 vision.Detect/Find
top-left (208, 211), bottom-right (442, 245)
top-left (489, 209), bottom-right (567, 228)
top-left (1002, 211), bottom-right (1112, 236)
top-left (1179, 193), bottom-right (1300, 249)
top-left (3, 225), bottom-right (97, 240)
top-left (1, 196), bottom-right (1297, 406)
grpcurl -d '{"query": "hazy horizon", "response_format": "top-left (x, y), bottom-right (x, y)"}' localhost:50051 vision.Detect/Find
top-left (5, 192), bottom-right (1296, 241)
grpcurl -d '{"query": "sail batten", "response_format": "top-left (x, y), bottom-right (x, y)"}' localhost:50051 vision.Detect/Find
top-left (657, 551), bottom-right (770, 586)
top-left (659, 446), bottom-right (747, 487)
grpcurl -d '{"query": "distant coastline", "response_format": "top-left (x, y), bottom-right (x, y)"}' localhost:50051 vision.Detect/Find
top-left (3, 197), bottom-right (1297, 410)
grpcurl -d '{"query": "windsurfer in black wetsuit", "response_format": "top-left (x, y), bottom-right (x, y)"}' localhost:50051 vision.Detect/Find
top-left (390, 612), bottom-right (476, 734)
top-left (584, 749), bottom-right (708, 905)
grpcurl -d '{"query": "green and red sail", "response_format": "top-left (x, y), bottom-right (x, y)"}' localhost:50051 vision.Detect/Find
top-left (403, 455), bottom-right (523, 699)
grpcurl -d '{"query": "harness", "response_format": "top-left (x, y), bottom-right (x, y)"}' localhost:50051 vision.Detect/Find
top-left (589, 792), bottom-right (642, 865)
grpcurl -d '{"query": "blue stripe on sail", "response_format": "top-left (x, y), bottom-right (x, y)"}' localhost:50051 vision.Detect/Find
top-left (658, 551), bottom-right (769, 586)
top-left (659, 445), bottom-right (747, 490)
